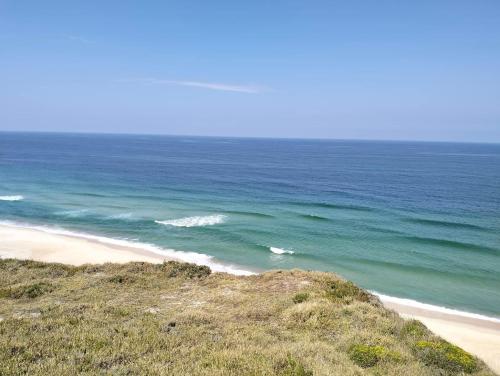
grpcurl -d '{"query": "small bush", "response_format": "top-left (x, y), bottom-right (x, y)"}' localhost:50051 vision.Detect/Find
top-left (103, 306), bottom-right (131, 317)
top-left (292, 292), bottom-right (309, 304)
top-left (108, 274), bottom-right (136, 284)
top-left (19, 260), bottom-right (76, 277)
top-left (118, 262), bottom-right (160, 274)
top-left (278, 354), bottom-right (313, 376)
top-left (19, 260), bottom-right (48, 269)
top-left (0, 282), bottom-right (52, 299)
top-left (163, 261), bottom-right (211, 279)
top-left (79, 264), bottom-right (104, 274)
top-left (401, 320), bottom-right (426, 338)
top-left (415, 340), bottom-right (477, 373)
top-left (326, 280), bottom-right (371, 303)
top-left (349, 344), bottom-right (401, 368)
top-left (96, 354), bottom-right (129, 370)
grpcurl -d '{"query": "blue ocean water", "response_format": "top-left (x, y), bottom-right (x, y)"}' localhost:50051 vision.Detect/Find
top-left (1, 132), bottom-right (499, 317)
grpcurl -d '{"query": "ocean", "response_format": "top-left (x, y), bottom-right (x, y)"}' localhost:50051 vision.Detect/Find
top-left (1, 132), bottom-right (499, 318)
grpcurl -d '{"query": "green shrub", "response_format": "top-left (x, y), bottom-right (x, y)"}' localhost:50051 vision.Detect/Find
top-left (279, 354), bottom-right (313, 376)
top-left (0, 282), bottom-right (52, 299)
top-left (19, 260), bottom-right (76, 277)
top-left (326, 280), bottom-right (371, 302)
top-left (19, 260), bottom-right (49, 269)
top-left (104, 306), bottom-right (131, 317)
top-left (79, 264), bottom-right (104, 274)
top-left (401, 320), bottom-right (427, 338)
top-left (349, 344), bottom-right (401, 368)
top-left (415, 340), bottom-right (477, 373)
top-left (108, 274), bottom-right (136, 284)
top-left (163, 261), bottom-right (211, 278)
top-left (118, 262), bottom-right (161, 274)
top-left (292, 292), bottom-right (309, 304)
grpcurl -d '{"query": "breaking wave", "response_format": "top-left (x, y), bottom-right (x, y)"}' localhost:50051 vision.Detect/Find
top-left (155, 214), bottom-right (227, 228)
top-left (54, 209), bottom-right (91, 218)
top-left (270, 247), bottom-right (295, 255)
top-left (0, 195), bottom-right (24, 201)
top-left (106, 213), bottom-right (135, 220)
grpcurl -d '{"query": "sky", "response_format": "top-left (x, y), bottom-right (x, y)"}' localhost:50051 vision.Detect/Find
top-left (1, 1), bottom-right (500, 142)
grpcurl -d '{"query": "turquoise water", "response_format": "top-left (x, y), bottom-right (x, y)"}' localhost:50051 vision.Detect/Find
top-left (1, 132), bottom-right (499, 317)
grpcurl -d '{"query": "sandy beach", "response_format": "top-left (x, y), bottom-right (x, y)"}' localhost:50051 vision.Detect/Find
top-left (1, 223), bottom-right (499, 373)
top-left (0, 223), bottom-right (169, 266)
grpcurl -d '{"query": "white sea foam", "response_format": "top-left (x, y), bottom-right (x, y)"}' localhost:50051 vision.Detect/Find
top-left (0, 195), bottom-right (24, 201)
top-left (270, 247), bottom-right (295, 255)
top-left (0, 220), bottom-right (255, 276)
top-left (155, 214), bottom-right (227, 227)
top-left (374, 292), bottom-right (500, 324)
top-left (54, 209), bottom-right (90, 218)
top-left (107, 213), bottom-right (134, 220)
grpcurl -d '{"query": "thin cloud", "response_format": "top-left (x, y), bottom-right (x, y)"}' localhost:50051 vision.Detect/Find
top-left (65, 35), bottom-right (94, 44)
top-left (124, 78), bottom-right (266, 94)
top-left (168, 80), bottom-right (263, 93)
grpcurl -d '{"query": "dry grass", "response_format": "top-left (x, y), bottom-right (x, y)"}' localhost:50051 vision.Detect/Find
top-left (0, 259), bottom-right (494, 375)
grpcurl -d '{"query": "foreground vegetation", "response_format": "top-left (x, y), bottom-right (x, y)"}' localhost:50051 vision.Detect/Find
top-left (0, 259), bottom-right (493, 375)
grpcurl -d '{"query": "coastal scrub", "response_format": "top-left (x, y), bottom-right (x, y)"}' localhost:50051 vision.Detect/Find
top-left (415, 340), bottom-right (478, 373)
top-left (0, 259), bottom-right (493, 375)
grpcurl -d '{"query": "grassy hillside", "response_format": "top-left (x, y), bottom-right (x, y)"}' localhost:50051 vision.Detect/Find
top-left (0, 259), bottom-right (494, 375)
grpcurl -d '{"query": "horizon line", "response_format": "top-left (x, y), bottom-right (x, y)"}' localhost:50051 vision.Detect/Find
top-left (0, 130), bottom-right (498, 145)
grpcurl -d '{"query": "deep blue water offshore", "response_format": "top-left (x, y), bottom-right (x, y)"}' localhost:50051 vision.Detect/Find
top-left (1, 132), bottom-right (499, 317)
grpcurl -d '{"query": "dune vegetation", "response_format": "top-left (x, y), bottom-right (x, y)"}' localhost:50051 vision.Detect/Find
top-left (0, 259), bottom-right (494, 375)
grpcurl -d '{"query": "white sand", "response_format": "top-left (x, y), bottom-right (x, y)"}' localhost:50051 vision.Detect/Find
top-left (382, 299), bottom-right (500, 374)
top-left (0, 224), bottom-right (169, 265)
top-left (1, 223), bottom-right (499, 373)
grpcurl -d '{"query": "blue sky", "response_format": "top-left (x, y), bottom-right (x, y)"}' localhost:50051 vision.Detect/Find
top-left (1, 1), bottom-right (499, 141)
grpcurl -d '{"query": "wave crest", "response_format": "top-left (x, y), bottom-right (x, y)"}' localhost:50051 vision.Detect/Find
top-left (107, 213), bottom-right (134, 220)
top-left (54, 209), bottom-right (90, 218)
top-left (156, 214), bottom-right (227, 228)
top-left (270, 247), bottom-right (295, 255)
top-left (0, 195), bottom-right (24, 201)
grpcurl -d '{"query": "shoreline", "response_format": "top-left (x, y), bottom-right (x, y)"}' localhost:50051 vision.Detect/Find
top-left (0, 222), bottom-right (499, 373)
top-left (0, 222), bottom-right (255, 275)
